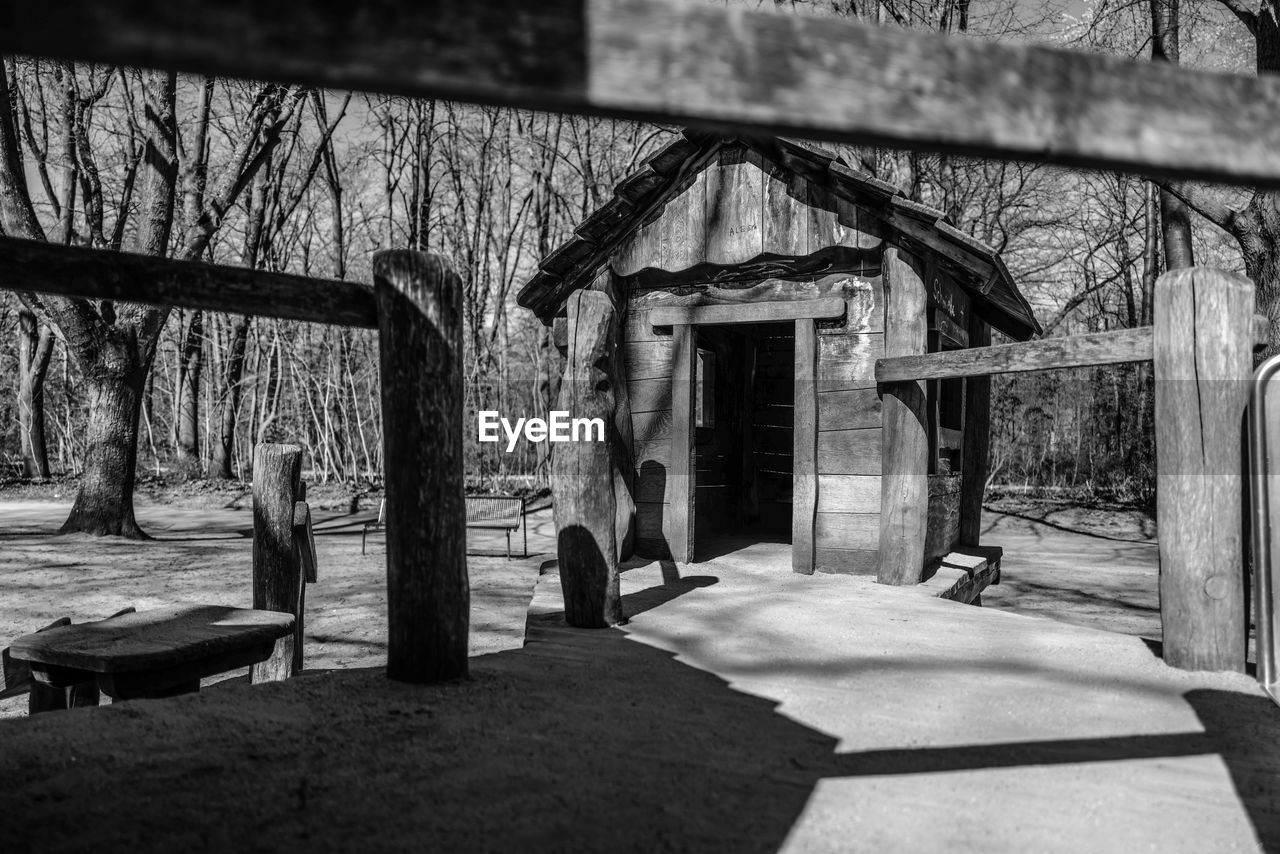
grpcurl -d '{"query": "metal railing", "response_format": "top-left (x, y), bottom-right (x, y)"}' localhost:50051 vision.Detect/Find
top-left (1250, 355), bottom-right (1280, 705)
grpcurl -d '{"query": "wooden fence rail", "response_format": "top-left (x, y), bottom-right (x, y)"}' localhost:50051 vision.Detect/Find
top-left (877, 267), bottom-right (1256, 673)
top-left (877, 316), bottom-right (1270, 383)
top-left (2, 0), bottom-right (1280, 186)
top-left (876, 327), bottom-right (1154, 383)
top-left (0, 236), bottom-right (378, 328)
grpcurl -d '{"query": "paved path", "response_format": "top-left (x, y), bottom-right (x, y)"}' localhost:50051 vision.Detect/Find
top-left (1, 535), bottom-right (1276, 852)
top-left (981, 508), bottom-right (1162, 639)
top-left (530, 544), bottom-right (1278, 852)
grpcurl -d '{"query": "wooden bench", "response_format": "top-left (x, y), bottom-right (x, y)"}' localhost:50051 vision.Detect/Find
top-left (5, 605), bottom-right (295, 706)
top-left (465, 494), bottom-right (526, 559)
top-left (362, 495), bottom-right (528, 558)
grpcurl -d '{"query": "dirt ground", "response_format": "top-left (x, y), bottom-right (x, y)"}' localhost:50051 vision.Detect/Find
top-left (0, 493), bottom-right (555, 719)
top-left (0, 498), bottom-right (1274, 854)
top-left (979, 498), bottom-right (1163, 639)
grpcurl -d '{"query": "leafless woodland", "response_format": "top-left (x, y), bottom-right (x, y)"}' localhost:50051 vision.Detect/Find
top-left (0, 0), bottom-right (1272, 527)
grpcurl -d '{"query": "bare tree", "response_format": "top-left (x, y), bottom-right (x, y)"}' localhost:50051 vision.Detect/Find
top-left (0, 61), bottom-right (304, 535)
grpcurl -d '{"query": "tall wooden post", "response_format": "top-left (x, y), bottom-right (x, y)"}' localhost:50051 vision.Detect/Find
top-left (793, 319), bottom-right (818, 574)
top-left (879, 247), bottom-right (930, 585)
top-left (374, 250), bottom-right (468, 683)
top-left (666, 322), bottom-right (697, 563)
top-left (251, 442), bottom-right (303, 683)
top-left (1154, 267), bottom-right (1253, 672)
top-left (551, 289), bottom-right (623, 627)
top-left (959, 315), bottom-right (992, 546)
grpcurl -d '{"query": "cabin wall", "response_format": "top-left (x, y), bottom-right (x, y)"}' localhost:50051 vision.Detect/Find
top-left (921, 270), bottom-right (971, 564)
top-left (614, 146), bottom-right (885, 561)
top-left (926, 475), bottom-right (963, 565)
top-left (813, 274), bottom-right (885, 575)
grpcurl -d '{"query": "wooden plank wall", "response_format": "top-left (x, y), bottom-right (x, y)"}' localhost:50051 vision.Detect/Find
top-left (811, 202), bottom-right (886, 576)
top-left (922, 271), bottom-right (970, 565)
top-left (617, 146), bottom-right (885, 561)
top-left (925, 475), bottom-right (963, 566)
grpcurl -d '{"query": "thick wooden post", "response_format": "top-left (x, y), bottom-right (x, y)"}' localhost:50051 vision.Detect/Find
top-left (1154, 267), bottom-right (1253, 672)
top-left (666, 322), bottom-right (697, 563)
top-left (959, 315), bottom-right (992, 546)
top-left (793, 319), bottom-right (818, 574)
top-left (251, 442), bottom-right (303, 683)
top-left (551, 290), bottom-right (623, 627)
top-left (375, 250), bottom-right (468, 682)
top-left (879, 248), bottom-right (930, 585)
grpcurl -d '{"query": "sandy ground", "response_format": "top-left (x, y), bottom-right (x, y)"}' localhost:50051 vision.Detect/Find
top-left (0, 497), bottom-right (558, 719)
top-left (0, 527), bottom-right (1274, 853)
top-left (979, 500), bottom-right (1163, 639)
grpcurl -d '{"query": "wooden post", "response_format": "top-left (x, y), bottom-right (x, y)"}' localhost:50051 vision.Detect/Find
top-left (666, 322), bottom-right (697, 563)
top-left (251, 442), bottom-right (303, 683)
top-left (375, 250), bottom-right (469, 683)
top-left (551, 290), bottom-right (623, 626)
top-left (959, 315), bottom-right (992, 546)
top-left (793, 319), bottom-right (818, 574)
top-left (879, 248), bottom-right (930, 585)
top-left (1154, 267), bottom-right (1253, 672)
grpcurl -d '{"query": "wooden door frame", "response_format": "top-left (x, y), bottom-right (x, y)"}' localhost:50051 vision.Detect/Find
top-left (658, 299), bottom-right (830, 565)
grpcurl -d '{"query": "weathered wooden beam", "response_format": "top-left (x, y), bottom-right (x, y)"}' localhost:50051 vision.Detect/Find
top-left (876, 327), bottom-right (1154, 383)
top-left (665, 323), bottom-right (697, 563)
top-left (375, 251), bottom-right (468, 683)
top-left (550, 290), bottom-right (624, 627)
top-left (959, 316), bottom-right (991, 547)
top-left (250, 443), bottom-right (304, 684)
top-left (1154, 267), bottom-right (1253, 673)
top-left (6, 0), bottom-right (1280, 185)
top-left (793, 319), bottom-right (818, 575)
top-left (878, 249), bottom-right (929, 586)
top-left (650, 297), bottom-right (846, 327)
top-left (0, 236), bottom-right (377, 327)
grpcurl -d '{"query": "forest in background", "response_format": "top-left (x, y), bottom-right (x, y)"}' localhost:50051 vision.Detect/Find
top-left (0, 0), bottom-right (1273, 519)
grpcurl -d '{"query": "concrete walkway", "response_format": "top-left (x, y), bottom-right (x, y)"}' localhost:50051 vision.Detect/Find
top-left (1, 538), bottom-right (1277, 851)
top-left (530, 544), bottom-right (1280, 852)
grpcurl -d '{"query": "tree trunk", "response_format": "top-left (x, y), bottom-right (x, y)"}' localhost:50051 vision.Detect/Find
top-left (1151, 0), bottom-right (1196, 270)
top-left (175, 309), bottom-right (204, 476)
top-left (210, 314), bottom-right (252, 479)
top-left (60, 345), bottom-right (148, 538)
top-left (1237, 194), bottom-right (1280, 359)
top-left (17, 309), bottom-right (54, 479)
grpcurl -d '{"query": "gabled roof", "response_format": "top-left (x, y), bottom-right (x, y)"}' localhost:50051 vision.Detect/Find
top-left (516, 132), bottom-right (1040, 340)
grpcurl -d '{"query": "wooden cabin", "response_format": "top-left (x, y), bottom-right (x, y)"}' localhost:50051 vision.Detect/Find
top-left (518, 133), bottom-right (1039, 582)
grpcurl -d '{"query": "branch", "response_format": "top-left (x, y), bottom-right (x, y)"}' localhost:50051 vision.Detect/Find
top-left (178, 84), bottom-right (307, 261)
top-left (1214, 0), bottom-right (1259, 32)
top-left (1156, 179), bottom-right (1253, 232)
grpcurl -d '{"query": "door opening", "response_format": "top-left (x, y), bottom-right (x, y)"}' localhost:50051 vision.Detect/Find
top-left (693, 322), bottom-right (795, 560)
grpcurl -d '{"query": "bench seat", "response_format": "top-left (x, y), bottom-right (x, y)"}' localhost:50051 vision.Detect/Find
top-left (7, 605), bottom-right (294, 702)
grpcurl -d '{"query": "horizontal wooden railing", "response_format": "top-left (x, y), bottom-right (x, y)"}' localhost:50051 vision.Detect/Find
top-left (876, 327), bottom-right (1153, 383)
top-left (0, 236), bottom-right (377, 328)
top-left (876, 316), bottom-right (1271, 383)
top-left (2, 0), bottom-right (1280, 186)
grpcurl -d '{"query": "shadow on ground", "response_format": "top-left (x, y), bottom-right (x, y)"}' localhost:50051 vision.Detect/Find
top-left (1, 571), bottom-right (1278, 853)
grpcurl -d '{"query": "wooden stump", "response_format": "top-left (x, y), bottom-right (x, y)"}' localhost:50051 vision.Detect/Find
top-left (375, 250), bottom-right (469, 683)
top-left (251, 443), bottom-right (303, 683)
top-left (879, 248), bottom-right (930, 585)
top-left (1154, 267), bottom-right (1254, 672)
top-left (551, 289), bottom-right (623, 627)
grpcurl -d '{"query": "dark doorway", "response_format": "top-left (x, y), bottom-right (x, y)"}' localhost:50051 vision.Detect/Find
top-left (693, 322), bottom-right (795, 560)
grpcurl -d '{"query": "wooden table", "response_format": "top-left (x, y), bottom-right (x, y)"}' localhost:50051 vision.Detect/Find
top-left (6, 605), bottom-right (295, 703)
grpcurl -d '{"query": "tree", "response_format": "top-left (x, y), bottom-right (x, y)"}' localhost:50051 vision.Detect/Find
top-left (0, 62), bottom-right (304, 535)
top-left (1156, 0), bottom-right (1280, 354)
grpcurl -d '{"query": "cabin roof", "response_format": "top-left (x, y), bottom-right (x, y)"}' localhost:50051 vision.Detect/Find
top-left (516, 132), bottom-right (1041, 340)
